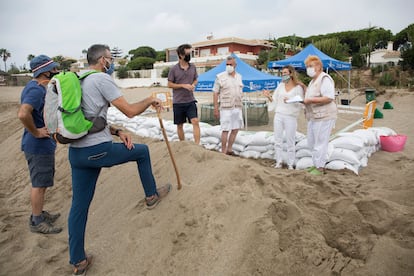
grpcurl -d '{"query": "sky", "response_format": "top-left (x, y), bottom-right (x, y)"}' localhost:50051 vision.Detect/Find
top-left (1, 0), bottom-right (413, 70)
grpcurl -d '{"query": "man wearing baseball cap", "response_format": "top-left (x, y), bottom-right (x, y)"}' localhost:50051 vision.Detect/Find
top-left (17, 55), bottom-right (61, 234)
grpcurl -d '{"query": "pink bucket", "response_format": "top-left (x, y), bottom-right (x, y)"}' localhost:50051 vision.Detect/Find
top-left (380, 135), bottom-right (408, 152)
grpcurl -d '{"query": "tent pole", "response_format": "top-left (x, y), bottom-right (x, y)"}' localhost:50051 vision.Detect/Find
top-left (244, 93), bottom-right (248, 130)
top-left (348, 69), bottom-right (351, 103)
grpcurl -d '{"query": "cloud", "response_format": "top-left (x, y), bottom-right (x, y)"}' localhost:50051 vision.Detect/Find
top-left (146, 12), bottom-right (191, 32)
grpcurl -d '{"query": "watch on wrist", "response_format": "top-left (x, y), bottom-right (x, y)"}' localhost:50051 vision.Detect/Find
top-left (115, 128), bottom-right (122, 136)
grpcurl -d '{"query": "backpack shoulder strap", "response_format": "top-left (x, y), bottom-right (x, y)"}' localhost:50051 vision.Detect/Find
top-left (79, 70), bottom-right (99, 80)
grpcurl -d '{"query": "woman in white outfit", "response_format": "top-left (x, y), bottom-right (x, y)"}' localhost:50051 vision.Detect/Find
top-left (264, 65), bottom-right (304, 170)
top-left (303, 55), bottom-right (337, 175)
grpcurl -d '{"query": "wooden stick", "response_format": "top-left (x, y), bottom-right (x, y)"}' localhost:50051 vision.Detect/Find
top-left (157, 109), bottom-right (182, 190)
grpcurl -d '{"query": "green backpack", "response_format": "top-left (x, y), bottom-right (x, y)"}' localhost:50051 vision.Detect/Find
top-left (44, 71), bottom-right (106, 144)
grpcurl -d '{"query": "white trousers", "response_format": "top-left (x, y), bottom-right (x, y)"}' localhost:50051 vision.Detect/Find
top-left (273, 113), bottom-right (297, 166)
top-left (307, 119), bottom-right (336, 168)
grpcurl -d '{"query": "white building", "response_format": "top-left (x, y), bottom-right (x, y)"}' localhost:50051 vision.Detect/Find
top-left (369, 41), bottom-right (402, 67)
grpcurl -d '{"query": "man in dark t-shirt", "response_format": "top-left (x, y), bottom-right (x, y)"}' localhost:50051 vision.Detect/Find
top-left (167, 44), bottom-right (200, 144)
top-left (18, 55), bottom-right (62, 234)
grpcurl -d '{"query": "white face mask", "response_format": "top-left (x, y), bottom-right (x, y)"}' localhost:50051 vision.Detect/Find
top-left (306, 67), bottom-right (316, 78)
top-left (226, 65), bottom-right (234, 74)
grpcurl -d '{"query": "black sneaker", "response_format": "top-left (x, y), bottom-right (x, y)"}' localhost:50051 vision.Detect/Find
top-left (30, 220), bottom-right (62, 234)
top-left (42, 211), bottom-right (60, 224)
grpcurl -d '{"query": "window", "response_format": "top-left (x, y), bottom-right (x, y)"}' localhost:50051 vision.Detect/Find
top-left (217, 47), bottom-right (229, 55)
top-left (200, 49), bottom-right (211, 57)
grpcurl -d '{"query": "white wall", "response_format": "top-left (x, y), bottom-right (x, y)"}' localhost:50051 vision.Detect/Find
top-left (114, 78), bottom-right (168, 88)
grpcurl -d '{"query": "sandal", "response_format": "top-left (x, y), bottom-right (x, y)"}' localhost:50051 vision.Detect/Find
top-left (73, 255), bottom-right (93, 276)
top-left (226, 151), bottom-right (235, 156)
top-left (145, 183), bottom-right (172, 210)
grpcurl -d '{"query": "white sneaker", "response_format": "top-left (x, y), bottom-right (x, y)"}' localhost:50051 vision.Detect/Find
top-left (288, 165), bottom-right (294, 170)
top-left (274, 162), bottom-right (282, 169)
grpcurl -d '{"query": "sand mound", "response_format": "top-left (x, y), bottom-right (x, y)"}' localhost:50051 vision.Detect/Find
top-left (0, 87), bottom-right (413, 275)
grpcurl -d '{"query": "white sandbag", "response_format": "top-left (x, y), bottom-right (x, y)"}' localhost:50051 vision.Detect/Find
top-left (148, 127), bottom-right (161, 138)
top-left (360, 156), bottom-right (368, 167)
top-left (141, 117), bottom-right (159, 128)
top-left (164, 122), bottom-right (177, 133)
top-left (369, 127), bottom-right (397, 138)
top-left (232, 143), bottom-right (245, 153)
top-left (245, 145), bottom-right (269, 153)
top-left (201, 136), bottom-right (220, 145)
top-left (239, 150), bottom-right (261, 159)
top-left (124, 122), bottom-right (138, 131)
top-left (329, 148), bottom-right (361, 166)
top-left (199, 122), bottom-right (211, 128)
top-left (261, 151), bottom-right (275, 159)
top-left (355, 148), bottom-right (368, 159)
top-left (135, 128), bottom-right (150, 137)
top-left (203, 125), bottom-right (222, 139)
top-left (235, 132), bottom-right (254, 146)
top-left (330, 136), bottom-right (365, 151)
top-left (295, 138), bottom-right (309, 151)
top-left (295, 131), bottom-right (306, 143)
top-left (296, 148), bottom-right (312, 158)
top-left (184, 133), bottom-right (194, 141)
top-left (326, 160), bottom-right (359, 175)
top-left (250, 131), bottom-right (274, 146)
top-left (351, 129), bottom-right (378, 145)
top-left (295, 157), bottom-right (314, 170)
top-left (183, 123), bottom-right (193, 133)
top-left (203, 143), bottom-right (219, 150)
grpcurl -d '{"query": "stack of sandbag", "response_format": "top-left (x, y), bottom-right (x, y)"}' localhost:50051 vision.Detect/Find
top-left (107, 107), bottom-right (398, 174)
top-left (107, 107), bottom-right (162, 140)
top-left (326, 127), bottom-right (396, 174)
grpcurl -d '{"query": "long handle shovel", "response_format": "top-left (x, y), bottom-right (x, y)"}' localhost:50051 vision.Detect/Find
top-left (157, 109), bottom-right (182, 190)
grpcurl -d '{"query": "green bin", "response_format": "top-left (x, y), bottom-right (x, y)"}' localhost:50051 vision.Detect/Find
top-left (365, 88), bottom-right (376, 103)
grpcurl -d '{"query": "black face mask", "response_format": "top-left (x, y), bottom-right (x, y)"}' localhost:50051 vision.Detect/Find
top-left (183, 54), bottom-right (191, 62)
top-left (46, 71), bottom-right (59, 79)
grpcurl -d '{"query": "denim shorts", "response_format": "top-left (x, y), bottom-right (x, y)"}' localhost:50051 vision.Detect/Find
top-left (24, 153), bottom-right (55, 188)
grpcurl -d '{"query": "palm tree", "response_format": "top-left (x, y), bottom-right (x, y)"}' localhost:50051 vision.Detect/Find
top-left (363, 26), bottom-right (378, 67)
top-left (0, 48), bottom-right (11, 71)
top-left (27, 54), bottom-right (35, 62)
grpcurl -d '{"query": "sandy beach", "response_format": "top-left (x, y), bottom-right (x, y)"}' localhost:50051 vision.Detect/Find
top-left (0, 85), bottom-right (413, 275)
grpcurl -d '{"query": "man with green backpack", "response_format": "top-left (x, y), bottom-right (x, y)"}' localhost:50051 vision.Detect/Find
top-left (67, 44), bottom-right (172, 275)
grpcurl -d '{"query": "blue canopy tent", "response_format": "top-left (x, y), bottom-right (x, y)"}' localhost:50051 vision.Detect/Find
top-left (267, 44), bottom-right (352, 103)
top-left (267, 44), bottom-right (351, 71)
top-left (196, 54), bottom-right (281, 92)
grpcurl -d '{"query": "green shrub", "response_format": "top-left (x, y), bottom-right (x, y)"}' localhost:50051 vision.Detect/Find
top-left (161, 67), bottom-right (170, 78)
top-left (116, 66), bottom-right (129, 79)
top-left (379, 72), bottom-right (396, 86)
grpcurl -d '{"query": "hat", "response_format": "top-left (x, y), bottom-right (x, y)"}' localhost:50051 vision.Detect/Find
top-left (30, 55), bottom-right (59, 78)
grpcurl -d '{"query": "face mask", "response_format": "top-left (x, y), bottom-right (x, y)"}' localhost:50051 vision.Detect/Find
top-left (47, 71), bottom-right (59, 79)
top-left (226, 65), bottom-right (234, 74)
top-left (281, 75), bottom-right (291, 83)
top-left (183, 54), bottom-right (191, 62)
top-left (306, 67), bottom-right (316, 78)
top-left (104, 62), bottom-right (115, 75)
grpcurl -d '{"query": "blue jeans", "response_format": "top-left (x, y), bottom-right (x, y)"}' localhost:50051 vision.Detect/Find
top-left (68, 142), bottom-right (157, 265)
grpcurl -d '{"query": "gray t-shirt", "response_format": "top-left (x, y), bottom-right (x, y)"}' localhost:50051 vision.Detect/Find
top-left (70, 72), bottom-right (122, 148)
top-left (168, 63), bottom-right (198, 104)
